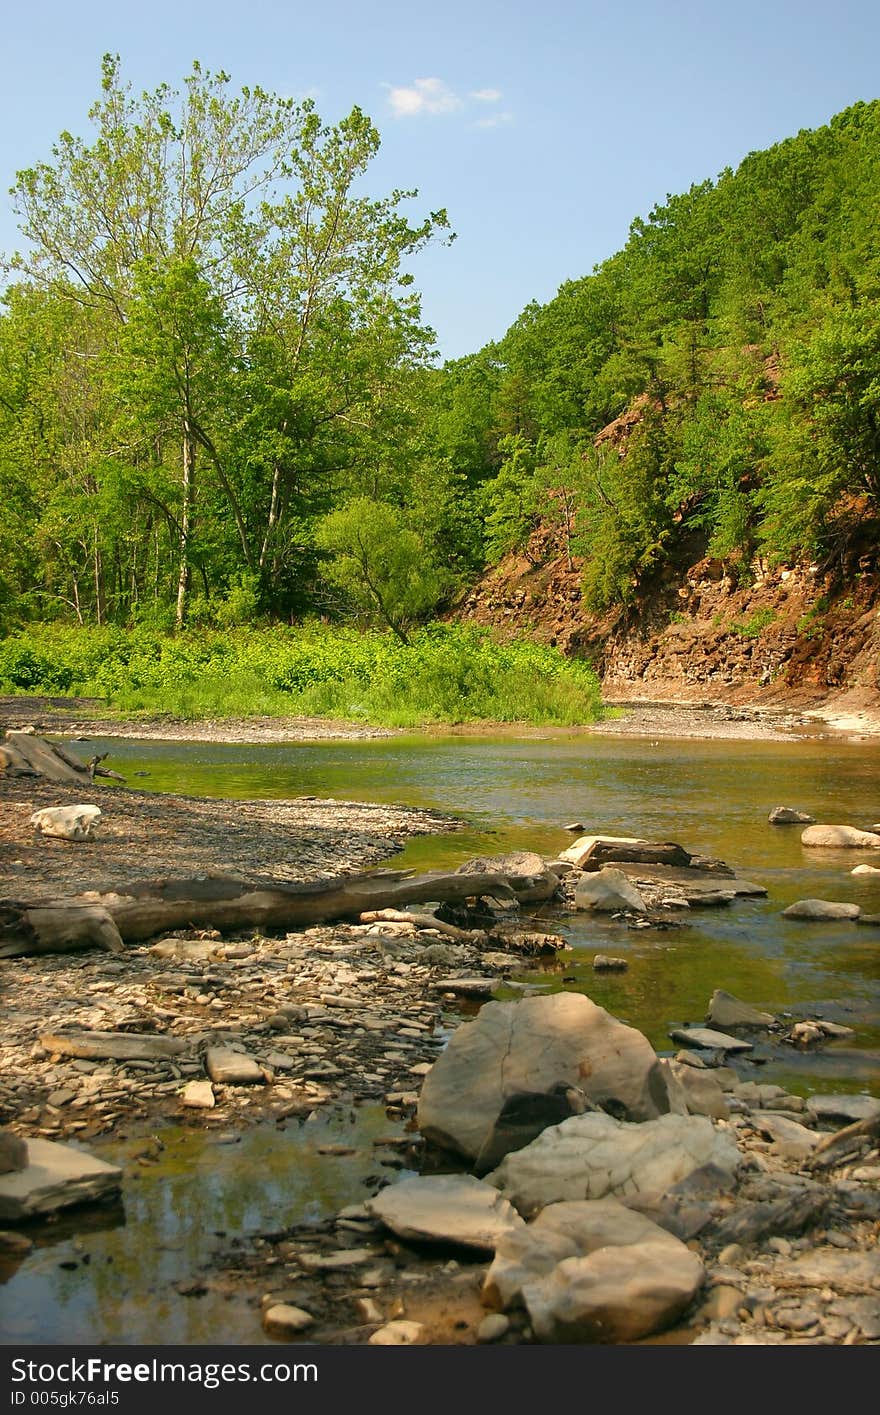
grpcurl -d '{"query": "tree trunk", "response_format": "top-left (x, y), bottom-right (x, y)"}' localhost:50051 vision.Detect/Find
top-left (0, 866), bottom-right (560, 957)
top-left (176, 424), bottom-right (196, 628)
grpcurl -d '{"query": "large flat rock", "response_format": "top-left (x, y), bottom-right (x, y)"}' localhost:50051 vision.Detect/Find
top-left (707, 989), bottom-right (775, 1029)
top-left (487, 1112), bottom-right (740, 1218)
top-left (417, 992), bottom-right (677, 1169)
top-left (366, 1174), bottom-right (525, 1252)
top-left (782, 899), bottom-right (861, 921)
top-left (0, 1139), bottom-right (122, 1220)
top-left (669, 1026), bottom-right (754, 1053)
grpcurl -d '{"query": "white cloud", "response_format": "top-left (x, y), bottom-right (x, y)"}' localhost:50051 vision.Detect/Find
top-left (475, 111), bottom-right (513, 129)
top-left (470, 88), bottom-right (502, 103)
top-left (387, 77), bottom-right (462, 118)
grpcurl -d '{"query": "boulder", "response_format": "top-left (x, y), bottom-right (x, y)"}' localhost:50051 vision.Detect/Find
top-left (181, 1081), bottom-right (215, 1109)
top-left (707, 989), bottom-right (775, 1029)
top-left (851, 864), bottom-right (880, 876)
top-left (751, 1114), bottom-right (819, 1162)
top-left (365, 1174), bottom-right (525, 1252)
top-left (806, 1094), bottom-right (880, 1125)
top-left (486, 1112), bottom-right (740, 1218)
top-left (560, 835), bottom-right (691, 871)
top-left (483, 1196), bottom-right (686, 1310)
top-left (782, 900), bottom-right (861, 921)
top-left (801, 825), bottom-right (880, 849)
top-left (0, 1138), bottom-right (122, 1220)
top-left (520, 1240), bottom-right (704, 1344)
top-left (668, 1062), bottom-right (729, 1119)
top-left (668, 1026), bottom-right (754, 1053)
top-left (205, 1048), bottom-right (265, 1085)
top-left (29, 805), bottom-right (102, 841)
top-left (592, 955), bottom-right (628, 971)
top-left (573, 868), bottom-right (647, 913)
top-left (0, 1129), bottom-right (28, 1174)
top-left (768, 807), bottom-right (815, 825)
top-left (417, 993), bottom-right (678, 1170)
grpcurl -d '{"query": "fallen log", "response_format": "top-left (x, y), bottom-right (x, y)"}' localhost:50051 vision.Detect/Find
top-left (0, 865), bottom-right (560, 957)
top-left (0, 731), bottom-right (124, 785)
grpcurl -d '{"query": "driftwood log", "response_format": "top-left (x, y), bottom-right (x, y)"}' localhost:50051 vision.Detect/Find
top-left (0, 865), bottom-right (560, 958)
top-left (0, 731), bottom-right (124, 785)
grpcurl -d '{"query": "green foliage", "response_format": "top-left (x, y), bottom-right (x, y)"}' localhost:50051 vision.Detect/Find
top-left (731, 606), bottom-right (776, 638)
top-left (0, 623), bottom-right (603, 727)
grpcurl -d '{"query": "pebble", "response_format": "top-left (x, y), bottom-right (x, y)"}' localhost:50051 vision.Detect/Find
top-left (477, 1314), bottom-right (511, 1343)
top-left (368, 1320), bottom-right (425, 1346)
top-left (262, 1304), bottom-right (315, 1337)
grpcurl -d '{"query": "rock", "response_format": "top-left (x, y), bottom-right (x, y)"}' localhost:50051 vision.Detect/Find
top-left (851, 864), bottom-right (880, 876)
top-left (0, 1138), bottom-right (122, 1220)
top-left (417, 993), bottom-right (679, 1169)
top-left (592, 955), bottom-right (628, 971)
top-left (806, 1094), bottom-right (880, 1124)
top-left (787, 1247), bottom-right (880, 1289)
top-left (365, 1174), bottom-right (525, 1253)
top-left (477, 1313), bottom-right (510, 1343)
top-left (368, 1320), bottom-right (425, 1345)
top-left (768, 807), bottom-right (815, 825)
top-left (0, 1129), bottom-right (28, 1174)
top-left (262, 1304), bottom-right (314, 1337)
top-left (29, 805), bottom-right (102, 840)
top-left (573, 868), bottom-right (647, 913)
top-left (706, 990), bottom-right (775, 1029)
top-left (790, 1021), bottom-right (825, 1046)
top-left (40, 1030), bottom-right (186, 1061)
top-left (486, 1112), bottom-right (740, 1218)
top-left (150, 939), bottom-right (221, 961)
top-left (181, 1081), bottom-right (215, 1109)
top-left (700, 1285), bottom-right (745, 1321)
top-left (563, 822), bottom-right (585, 833)
top-left (669, 1062), bottom-right (729, 1119)
top-left (751, 1113), bottom-right (819, 1161)
top-left (522, 1240), bottom-right (704, 1344)
top-left (813, 1019), bottom-right (855, 1039)
top-left (801, 825), bottom-right (880, 849)
top-left (559, 836), bottom-right (691, 870)
top-left (483, 1197), bottom-right (684, 1310)
top-left (205, 1048), bottom-right (265, 1085)
top-left (429, 977), bottom-right (496, 999)
top-left (782, 900), bottom-right (861, 921)
top-left (668, 1026), bottom-right (753, 1053)
top-left (297, 1248), bottom-right (374, 1272)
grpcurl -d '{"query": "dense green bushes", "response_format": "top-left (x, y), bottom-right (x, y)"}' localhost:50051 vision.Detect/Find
top-left (0, 623), bottom-right (603, 727)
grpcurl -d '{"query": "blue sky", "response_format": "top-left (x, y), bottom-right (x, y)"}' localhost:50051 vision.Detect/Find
top-left (2, 1), bottom-right (879, 359)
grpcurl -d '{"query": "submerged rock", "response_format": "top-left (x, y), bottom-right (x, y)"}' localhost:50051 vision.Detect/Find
top-left (768, 807), bottom-right (815, 825)
top-left (0, 1138), bottom-right (121, 1220)
top-left (417, 992), bottom-right (679, 1169)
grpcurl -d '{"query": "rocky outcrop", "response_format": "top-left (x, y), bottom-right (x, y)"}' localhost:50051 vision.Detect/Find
top-left (0, 1138), bottom-right (122, 1219)
top-left (417, 993), bottom-right (678, 1170)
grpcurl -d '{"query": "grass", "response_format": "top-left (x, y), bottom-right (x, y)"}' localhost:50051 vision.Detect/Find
top-left (0, 621), bottom-right (606, 729)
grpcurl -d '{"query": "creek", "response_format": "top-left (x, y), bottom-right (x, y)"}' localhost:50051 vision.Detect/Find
top-left (2, 724), bottom-right (879, 1343)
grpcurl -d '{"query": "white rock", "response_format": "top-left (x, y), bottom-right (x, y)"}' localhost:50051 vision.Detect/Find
top-left (486, 1112), bottom-right (740, 1218)
top-left (368, 1320), bottom-right (425, 1345)
top-left (0, 1138), bottom-right (122, 1220)
top-left (573, 868), bottom-right (647, 913)
top-left (851, 864), bottom-right (880, 876)
top-left (29, 805), bottom-right (101, 840)
top-left (365, 1174), bottom-right (525, 1253)
top-left (262, 1304), bottom-right (314, 1336)
top-left (477, 1313), bottom-right (510, 1343)
top-left (782, 899), bottom-right (860, 921)
top-left (801, 825), bottom-right (880, 849)
top-left (181, 1080), bottom-right (215, 1109)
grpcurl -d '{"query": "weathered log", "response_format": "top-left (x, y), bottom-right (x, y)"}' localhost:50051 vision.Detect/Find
top-left (359, 907), bottom-right (485, 942)
top-left (0, 865), bottom-right (559, 957)
top-left (0, 731), bottom-right (124, 786)
top-left (807, 1112), bottom-right (880, 1169)
top-left (40, 1031), bottom-right (187, 1061)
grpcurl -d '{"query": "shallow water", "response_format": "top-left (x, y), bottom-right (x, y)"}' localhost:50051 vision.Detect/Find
top-left (3, 725), bottom-right (879, 1343)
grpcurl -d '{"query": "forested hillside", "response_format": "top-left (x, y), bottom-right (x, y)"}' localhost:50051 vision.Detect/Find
top-left (1, 66), bottom-right (879, 708)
